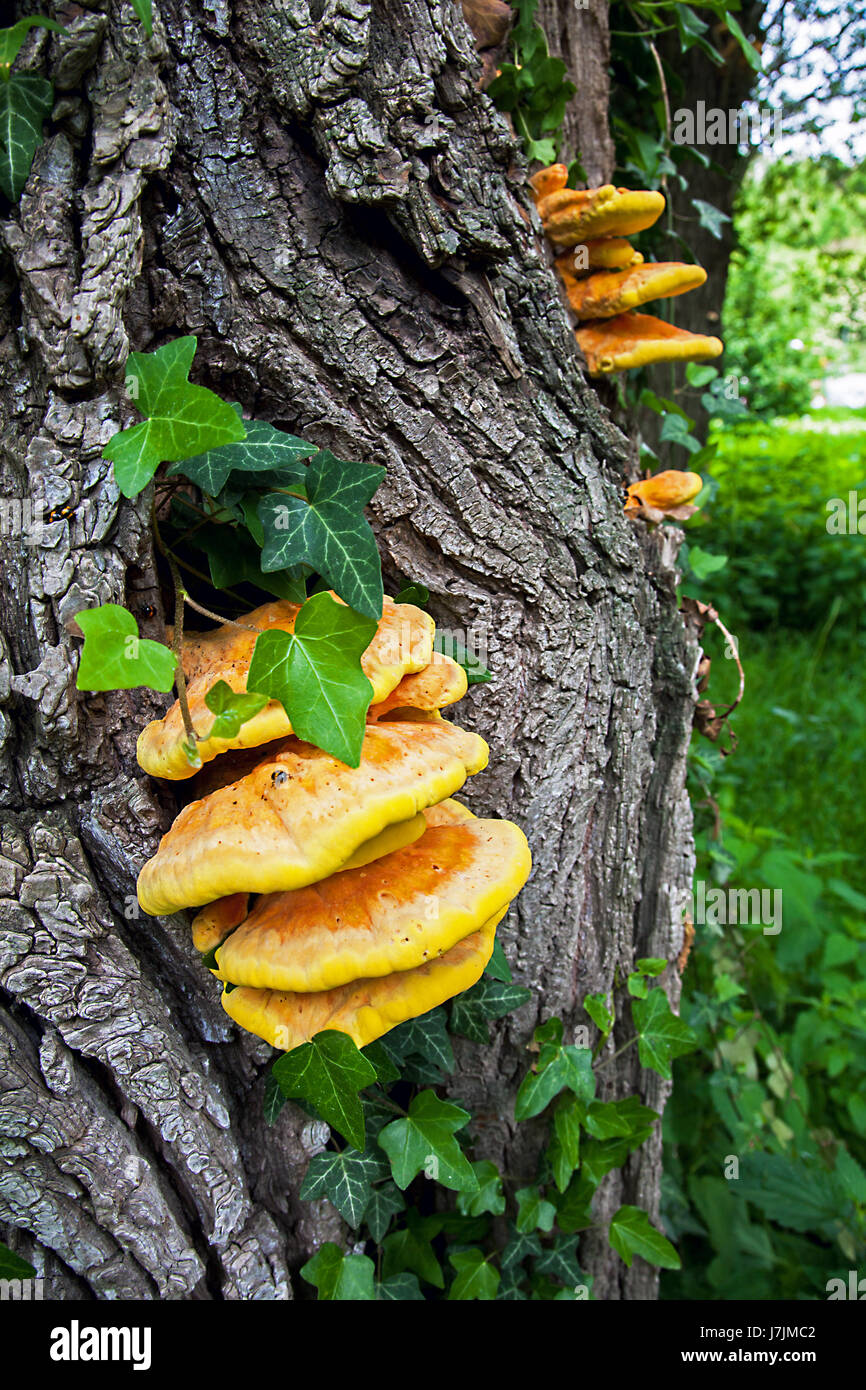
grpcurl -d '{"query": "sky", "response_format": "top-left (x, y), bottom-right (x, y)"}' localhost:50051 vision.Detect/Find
top-left (759, 3), bottom-right (866, 161)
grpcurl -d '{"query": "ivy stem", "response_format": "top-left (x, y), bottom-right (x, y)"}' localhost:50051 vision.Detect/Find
top-left (592, 1036), bottom-right (637, 1074)
top-left (168, 555), bottom-right (199, 751)
top-left (181, 593), bottom-right (263, 633)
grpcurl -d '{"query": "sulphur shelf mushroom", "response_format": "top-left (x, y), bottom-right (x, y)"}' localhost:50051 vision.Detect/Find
top-left (558, 262), bottom-right (707, 322)
top-left (529, 163), bottom-right (723, 372)
top-left (208, 802), bottom-right (530, 992)
top-left (221, 913), bottom-right (502, 1052)
top-left (191, 797), bottom-right (476, 955)
top-left (556, 240), bottom-right (644, 275)
top-left (135, 595), bottom-right (532, 1050)
top-left (576, 313), bottom-right (723, 376)
top-left (537, 185), bottom-right (666, 247)
top-left (137, 594), bottom-right (437, 779)
top-left (136, 717), bottom-right (489, 915)
top-left (624, 470), bottom-right (704, 521)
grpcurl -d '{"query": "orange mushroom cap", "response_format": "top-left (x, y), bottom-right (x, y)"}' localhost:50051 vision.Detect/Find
top-left (221, 910), bottom-right (504, 1052)
top-left (561, 262), bottom-right (707, 322)
top-left (136, 718), bottom-right (489, 916)
top-left (576, 313), bottom-right (723, 375)
top-left (625, 470), bottom-right (704, 515)
top-left (529, 163), bottom-right (569, 205)
top-left (367, 648), bottom-right (467, 721)
top-left (539, 186), bottom-right (665, 247)
top-left (211, 804), bottom-right (531, 992)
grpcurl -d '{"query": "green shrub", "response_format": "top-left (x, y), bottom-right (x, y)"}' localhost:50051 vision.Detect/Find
top-left (689, 411), bottom-right (866, 630)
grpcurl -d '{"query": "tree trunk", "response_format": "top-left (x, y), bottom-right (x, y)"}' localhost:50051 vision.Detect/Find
top-left (0, 0), bottom-right (697, 1300)
top-left (640, 3), bottom-right (766, 448)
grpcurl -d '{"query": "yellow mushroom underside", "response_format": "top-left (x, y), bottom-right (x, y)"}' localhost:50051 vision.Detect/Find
top-left (137, 596), bottom-right (435, 780)
top-left (562, 262), bottom-right (707, 321)
top-left (563, 239), bottom-right (644, 273)
top-left (136, 719), bottom-right (489, 916)
top-left (367, 649), bottom-right (467, 720)
top-left (221, 911), bottom-right (502, 1051)
top-left (213, 812), bottom-right (531, 992)
top-left (576, 313), bottom-right (724, 375)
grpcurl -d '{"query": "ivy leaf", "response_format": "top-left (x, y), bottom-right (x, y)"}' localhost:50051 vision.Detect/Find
top-left (171, 503), bottom-right (307, 604)
top-left (534, 1234), bottom-right (585, 1287)
top-left (382, 1213), bottom-right (444, 1289)
top-left (129, 0), bottom-right (154, 40)
top-left (608, 1205), bottom-right (681, 1270)
top-left (683, 543), bottom-right (728, 581)
top-left (633, 989), bottom-right (698, 1080)
top-left (168, 417), bottom-right (315, 496)
top-left (581, 1137), bottom-right (639, 1186)
top-left (246, 591), bottom-right (376, 766)
top-left (549, 1093), bottom-right (582, 1193)
top-left (393, 582), bottom-right (429, 606)
top-left (685, 362), bottom-right (719, 388)
top-left (584, 1095), bottom-right (658, 1142)
top-left (271, 1030), bottom-right (377, 1151)
top-left (0, 73), bottom-right (53, 202)
top-left (203, 680), bottom-right (268, 741)
top-left (75, 604), bottom-right (177, 693)
top-left (104, 338), bottom-right (246, 498)
top-left (456, 1159), bottom-right (506, 1218)
top-left (554, 1172), bottom-right (596, 1234)
top-left (363, 1180), bottom-right (405, 1243)
top-left (259, 449), bottom-right (385, 618)
top-left (0, 1243), bottom-right (36, 1279)
top-left (448, 1249), bottom-right (500, 1301)
top-left (500, 1224), bottom-right (543, 1273)
top-left (377, 1090), bottom-right (479, 1194)
top-left (635, 957), bottom-right (666, 977)
top-left (515, 1039), bottom-right (595, 1121)
top-left (299, 1147), bottom-right (389, 1229)
top-left (300, 1243), bottom-right (375, 1300)
top-left (583, 991), bottom-right (614, 1037)
top-left (0, 17), bottom-right (66, 78)
top-left (497, 1270), bottom-right (529, 1301)
top-left (450, 977), bottom-right (532, 1043)
top-left (362, 1040), bottom-right (401, 1086)
top-left (485, 937), bottom-right (512, 982)
top-left (434, 630), bottom-right (491, 685)
top-left (691, 198), bottom-right (731, 241)
top-left (515, 1186), bottom-right (557, 1234)
top-left (628, 956), bottom-right (667, 998)
top-left (383, 1007), bottom-right (454, 1074)
top-left (262, 1071), bottom-right (286, 1125)
top-left (724, 10), bottom-right (763, 72)
top-left (376, 1273), bottom-right (424, 1301)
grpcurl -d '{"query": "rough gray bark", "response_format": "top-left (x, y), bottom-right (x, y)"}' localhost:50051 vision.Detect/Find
top-left (0, 0), bottom-right (697, 1300)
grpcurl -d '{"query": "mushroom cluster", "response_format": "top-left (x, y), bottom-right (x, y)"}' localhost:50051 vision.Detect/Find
top-left (529, 164), bottom-right (724, 375)
top-left (136, 596), bottom-right (532, 1051)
